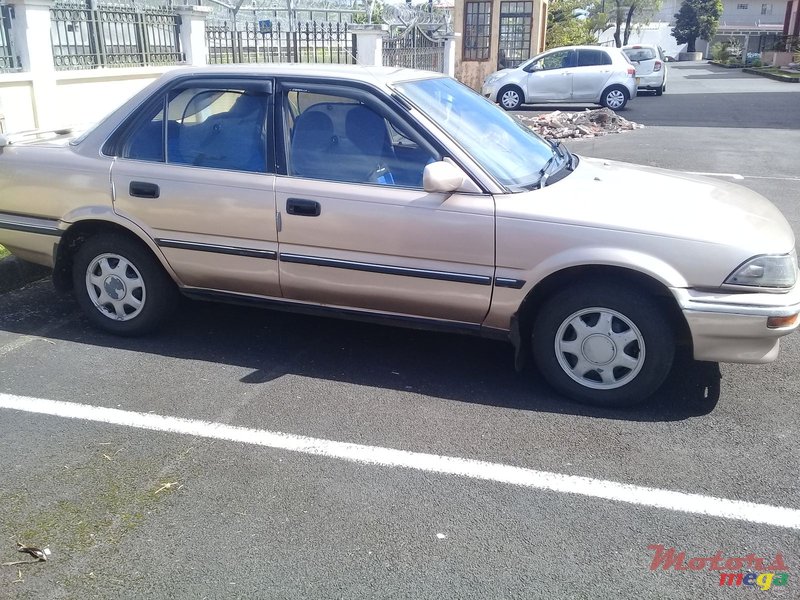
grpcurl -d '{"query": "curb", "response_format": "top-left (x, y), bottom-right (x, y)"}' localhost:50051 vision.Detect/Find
top-left (742, 67), bottom-right (800, 83)
top-left (0, 255), bottom-right (51, 294)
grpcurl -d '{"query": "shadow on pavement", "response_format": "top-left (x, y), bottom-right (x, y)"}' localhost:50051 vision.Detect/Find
top-left (0, 280), bottom-right (721, 423)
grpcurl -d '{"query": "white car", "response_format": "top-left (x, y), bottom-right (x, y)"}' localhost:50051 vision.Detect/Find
top-left (622, 44), bottom-right (667, 96)
top-left (482, 45), bottom-right (637, 111)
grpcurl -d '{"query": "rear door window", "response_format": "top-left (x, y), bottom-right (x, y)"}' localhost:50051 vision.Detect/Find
top-left (577, 50), bottom-right (612, 67)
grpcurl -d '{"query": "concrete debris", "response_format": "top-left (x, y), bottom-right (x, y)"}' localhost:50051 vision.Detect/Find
top-left (517, 108), bottom-right (643, 139)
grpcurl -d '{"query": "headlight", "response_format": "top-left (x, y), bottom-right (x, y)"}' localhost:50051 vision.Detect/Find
top-left (485, 71), bottom-right (509, 85)
top-left (724, 251), bottom-right (798, 289)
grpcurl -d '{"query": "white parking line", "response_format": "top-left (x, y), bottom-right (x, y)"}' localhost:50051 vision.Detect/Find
top-left (1, 392), bottom-right (799, 531)
top-left (685, 171), bottom-right (800, 182)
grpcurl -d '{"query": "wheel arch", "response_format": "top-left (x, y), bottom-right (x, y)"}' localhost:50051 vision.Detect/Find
top-left (53, 216), bottom-right (179, 292)
top-left (498, 83), bottom-right (525, 108)
top-left (510, 264), bottom-right (692, 367)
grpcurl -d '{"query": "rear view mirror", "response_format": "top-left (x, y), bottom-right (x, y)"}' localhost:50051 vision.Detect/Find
top-left (423, 160), bottom-right (466, 194)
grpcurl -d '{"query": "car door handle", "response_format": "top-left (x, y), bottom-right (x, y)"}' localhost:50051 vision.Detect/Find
top-left (286, 198), bottom-right (321, 217)
top-left (129, 181), bottom-right (160, 199)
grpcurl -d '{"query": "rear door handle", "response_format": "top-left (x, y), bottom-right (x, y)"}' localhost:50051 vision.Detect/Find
top-left (129, 181), bottom-right (160, 199)
top-left (286, 198), bottom-right (321, 217)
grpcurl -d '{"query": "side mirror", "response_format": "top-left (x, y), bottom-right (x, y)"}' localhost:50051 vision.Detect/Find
top-left (529, 63), bottom-right (543, 72)
top-left (423, 160), bottom-right (466, 194)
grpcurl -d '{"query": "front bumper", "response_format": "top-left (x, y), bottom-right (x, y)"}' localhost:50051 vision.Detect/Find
top-left (672, 286), bottom-right (800, 363)
top-left (481, 83), bottom-right (499, 102)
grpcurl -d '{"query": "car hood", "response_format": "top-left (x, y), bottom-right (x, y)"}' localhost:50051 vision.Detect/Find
top-left (506, 156), bottom-right (795, 255)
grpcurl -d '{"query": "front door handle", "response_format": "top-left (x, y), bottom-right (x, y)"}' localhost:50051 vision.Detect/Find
top-left (286, 198), bottom-right (321, 217)
top-left (129, 181), bottom-right (160, 199)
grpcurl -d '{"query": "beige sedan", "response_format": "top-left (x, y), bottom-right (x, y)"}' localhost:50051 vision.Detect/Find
top-left (0, 65), bottom-right (798, 407)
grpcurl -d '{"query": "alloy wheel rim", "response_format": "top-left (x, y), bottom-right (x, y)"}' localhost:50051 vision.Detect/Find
top-left (85, 253), bottom-right (146, 321)
top-left (606, 90), bottom-right (625, 109)
top-left (554, 307), bottom-right (645, 390)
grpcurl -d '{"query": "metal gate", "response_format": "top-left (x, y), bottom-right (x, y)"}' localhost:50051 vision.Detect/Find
top-left (382, 25), bottom-right (445, 73)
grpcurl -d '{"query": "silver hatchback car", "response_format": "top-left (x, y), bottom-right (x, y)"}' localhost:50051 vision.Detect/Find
top-left (622, 44), bottom-right (668, 96)
top-left (482, 45), bottom-right (638, 111)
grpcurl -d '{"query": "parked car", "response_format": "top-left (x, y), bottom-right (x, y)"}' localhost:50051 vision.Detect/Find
top-left (482, 45), bottom-right (638, 111)
top-left (0, 65), bottom-right (798, 407)
top-left (622, 44), bottom-right (667, 95)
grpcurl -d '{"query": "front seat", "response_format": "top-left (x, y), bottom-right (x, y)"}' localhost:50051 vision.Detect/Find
top-left (290, 111), bottom-right (337, 180)
top-left (342, 105), bottom-right (395, 184)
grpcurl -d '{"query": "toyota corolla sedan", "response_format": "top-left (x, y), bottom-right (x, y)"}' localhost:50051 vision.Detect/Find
top-left (0, 65), bottom-right (797, 407)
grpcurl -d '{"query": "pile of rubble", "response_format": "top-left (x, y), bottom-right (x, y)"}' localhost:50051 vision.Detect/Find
top-left (517, 108), bottom-right (643, 139)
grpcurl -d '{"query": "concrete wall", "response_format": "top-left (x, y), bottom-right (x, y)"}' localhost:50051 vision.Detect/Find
top-left (0, 67), bottom-right (175, 133)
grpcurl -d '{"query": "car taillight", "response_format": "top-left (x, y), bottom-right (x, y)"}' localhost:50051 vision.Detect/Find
top-left (654, 61), bottom-right (662, 71)
top-left (627, 67), bottom-right (636, 76)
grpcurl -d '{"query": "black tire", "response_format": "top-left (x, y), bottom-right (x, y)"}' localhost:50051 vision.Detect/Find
top-left (531, 283), bottom-right (675, 407)
top-left (498, 85), bottom-right (524, 111)
top-left (72, 233), bottom-right (179, 336)
top-left (600, 85), bottom-right (629, 110)
top-left (655, 85), bottom-right (664, 96)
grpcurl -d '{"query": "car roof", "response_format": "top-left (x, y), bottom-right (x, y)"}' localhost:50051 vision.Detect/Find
top-left (156, 63), bottom-right (445, 87)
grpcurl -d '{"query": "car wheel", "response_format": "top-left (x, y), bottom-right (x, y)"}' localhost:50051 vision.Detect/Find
top-left (601, 85), bottom-right (629, 110)
top-left (531, 283), bottom-right (675, 407)
top-left (72, 233), bottom-right (179, 336)
top-left (655, 85), bottom-right (664, 96)
top-left (498, 85), bottom-right (523, 111)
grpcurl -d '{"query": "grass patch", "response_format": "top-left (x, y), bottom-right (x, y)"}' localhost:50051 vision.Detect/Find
top-left (746, 66), bottom-right (800, 80)
top-left (0, 245), bottom-right (9, 259)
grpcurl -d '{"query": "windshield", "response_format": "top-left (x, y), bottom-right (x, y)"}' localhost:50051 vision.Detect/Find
top-left (393, 77), bottom-right (556, 189)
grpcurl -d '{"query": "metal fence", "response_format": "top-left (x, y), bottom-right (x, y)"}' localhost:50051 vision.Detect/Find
top-left (206, 21), bottom-right (354, 65)
top-left (50, 1), bottom-right (183, 71)
top-left (383, 26), bottom-right (445, 73)
top-left (0, 4), bottom-right (20, 73)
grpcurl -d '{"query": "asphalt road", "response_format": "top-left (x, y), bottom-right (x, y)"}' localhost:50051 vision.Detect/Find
top-left (1, 63), bottom-right (799, 599)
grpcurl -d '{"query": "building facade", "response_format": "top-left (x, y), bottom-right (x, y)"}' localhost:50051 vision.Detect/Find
top-left (453, 0), bottom-right (548, 90)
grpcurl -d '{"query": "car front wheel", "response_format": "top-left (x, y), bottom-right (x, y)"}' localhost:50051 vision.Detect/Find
top-left (72, 233), bottom-right (179, 336)
top-left (532, 283), bottom-right (675, 407)
top-left (498, 85), bottom-right (523, 111)
top-left (601, 86), bottom-right (629, 110)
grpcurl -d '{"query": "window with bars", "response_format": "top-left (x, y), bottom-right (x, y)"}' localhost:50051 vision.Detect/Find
top-left (0, 4), bottom-right (20, 73)
top-left (736, 3), bottom-right (748, 9)
top-left (498, 1), bottom-right (532, 68)
top-left (463, 0), bottom-right (491, 61)
top-left (761, 3), bottom-right (772, 14)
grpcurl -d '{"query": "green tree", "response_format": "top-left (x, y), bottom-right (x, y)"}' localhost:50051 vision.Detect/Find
top-left (609, 0), bottom-right (662, 47)
top-left (546, 0), bottom-right (598, 49)
top-left (672, 0), bottom-right (723, 53)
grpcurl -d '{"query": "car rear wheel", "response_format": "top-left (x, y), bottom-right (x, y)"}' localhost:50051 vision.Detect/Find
top-left (498, 85), bottom-right (523, 111)
top-left (601, 85), bottom-right (629, 110)
top-left (655, 85), bottom-right (664, 96)
top-left (531, 283), bottom-right (675, 407)
top-left (72, 233), bottom-right (179, 336)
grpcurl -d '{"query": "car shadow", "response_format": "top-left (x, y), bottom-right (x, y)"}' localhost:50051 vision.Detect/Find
top-left (1, 280), bottom-right (721, 423)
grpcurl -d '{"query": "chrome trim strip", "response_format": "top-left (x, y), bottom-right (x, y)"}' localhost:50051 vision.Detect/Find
top-left (156, 238), bottom-right (277, 260)
top-left (279, 253), bottom-right (492, 286)
top-left (0, 215), bottom-right (62, 237)
top-left (494, 277), bottom-right (526, 289)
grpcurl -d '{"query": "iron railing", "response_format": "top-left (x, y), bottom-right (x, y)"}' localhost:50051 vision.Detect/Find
top-left (0, 4), bottom-right (20, 73)
top-left (206, 21), bottom-right (354, 65)
top-left (383, 26), bottom-right (445, 73)
top-left (50, 1), bottom-right (183, 71)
